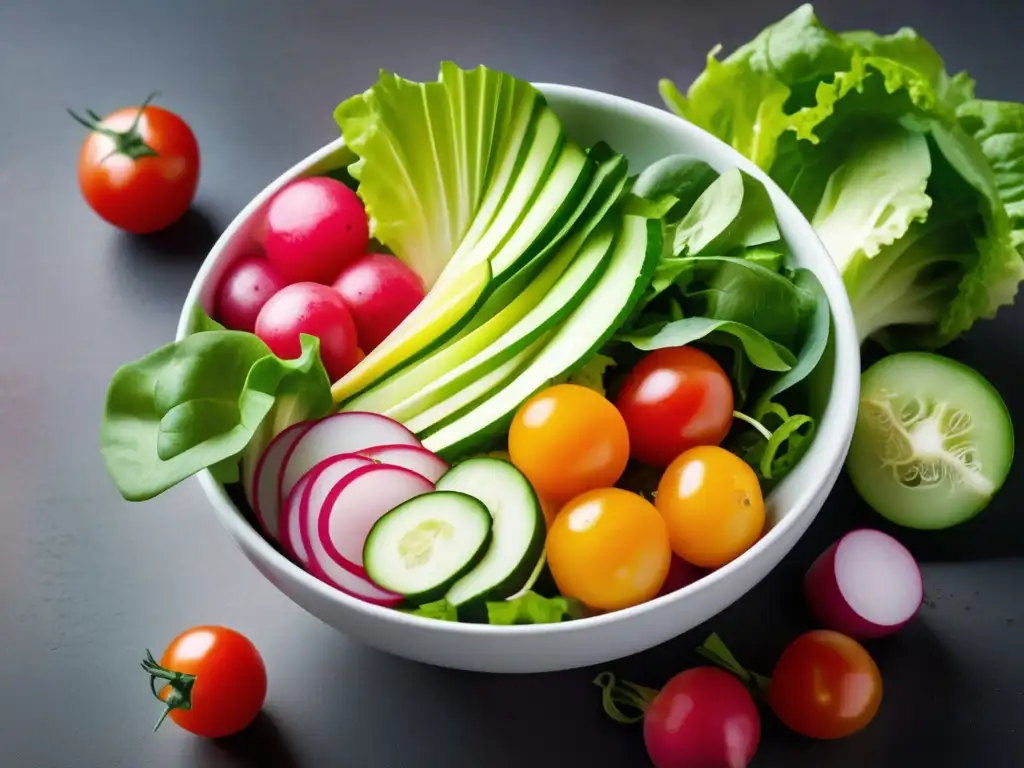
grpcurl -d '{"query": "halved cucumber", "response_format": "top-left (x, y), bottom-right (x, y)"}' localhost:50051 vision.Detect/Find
top-left (846, 352), bottom-right (1013, 530)
top-left (363, 491), bottom-right (492, 605)
top-left (438, 458), bottom-right (546, 610)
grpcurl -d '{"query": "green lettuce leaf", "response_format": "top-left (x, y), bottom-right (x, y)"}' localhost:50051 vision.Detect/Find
top-left (404, 599), bottom-right (459, 622)
top-left (334, 62), bottom-right (535, 288)
top-left (101, 325), bottom-right (332, 501)
top-left (566, 353), bottom-right (617, 396)
top-left (619, 317), bottom-right (794, 372)
top-left (486, 591), bottom-right (583, 625)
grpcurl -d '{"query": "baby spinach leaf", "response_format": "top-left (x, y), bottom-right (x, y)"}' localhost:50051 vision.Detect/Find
top-left (633, 154), bottom-right (718, 220)
top-left (623, 192), bottom-right (680, 219)
top-left (618, 316), bottom-right (795, 372)
top-left (101, 331), bottom-right (332, 501)
top-left (674, 168), bottom-right (780, 256)
top-left (753, 268), bottom-right (831, 413)
top-left (486, 591), bottom-right (584, 625)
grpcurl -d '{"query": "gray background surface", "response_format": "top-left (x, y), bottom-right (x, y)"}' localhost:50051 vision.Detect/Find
top-left (2, 1), bottom-right (1022, 766)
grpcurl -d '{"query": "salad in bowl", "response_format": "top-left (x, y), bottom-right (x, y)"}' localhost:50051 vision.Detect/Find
top-left (100, 62), bottom-right (859, 672)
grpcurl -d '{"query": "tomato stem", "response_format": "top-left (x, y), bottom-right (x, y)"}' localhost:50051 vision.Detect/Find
top-left (67, 92), bottom-right (162, 163)
top-left (140, 649), bottom-right (196, 732)
top-left (592, 671), bottom-right (660, 724)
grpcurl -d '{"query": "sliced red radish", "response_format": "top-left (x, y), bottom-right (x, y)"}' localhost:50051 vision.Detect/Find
top-left (359, 444), bottom-right (448, 483)
top-left (320, 464), bottom-right (434, 572)
top-left (301, 458), bottom-right (408, 606)
top-left (279, 412), bottom-right (421, 503)
top-left (284, 454), bottom-right (374, 567)
top-left (252, 421), bottom-right (313, 541)
top-left (804, 528), bottom-right (924, 639)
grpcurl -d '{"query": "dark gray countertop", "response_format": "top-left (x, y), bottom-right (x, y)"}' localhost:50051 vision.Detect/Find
top-left (2, 1), bottom-right (1022, 766)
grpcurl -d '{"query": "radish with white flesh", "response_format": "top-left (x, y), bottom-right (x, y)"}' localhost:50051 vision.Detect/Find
top-left (251, 421), bottom-right (312, 541)
top-left (805, 528), bottom-right (924, 639)
top-left (301, 459), bottom-right (405, 605)
top-left (280, 454), bottom-right (374, 565)
top-left (279, 412), bottom-right (421, 503)
top-left (437, 458), bottom-right (546, 608)
top-left (359, 444), bottom-right (449, 483)
top-left (319, 464), bottom-right (435, 572)
top-left (364, 491), bottom-right (493, 605)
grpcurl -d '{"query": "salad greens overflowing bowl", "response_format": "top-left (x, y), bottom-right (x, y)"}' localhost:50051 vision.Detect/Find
top-left (104, 64), bottom-right (859, 673)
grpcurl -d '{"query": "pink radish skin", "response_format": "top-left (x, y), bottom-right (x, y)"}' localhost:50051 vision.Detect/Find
top-left (251, 421), bottom-right (313, 541)
top-left (320, 464), bottom-right (434, 572)
top-left (644, 667), bottom-right (760, 768)
top-left (359, 444), bottom-right (448, 483)
top-left (804, 528), bottom-right (924, 639)
top-left (288, 454), bottom-right (375, 568)
top-left (300, 458), bottom-right (404, 605)
top-left (279, 412), bottom-right (421, 503)
top-left (332, 253), bottom-right (425, 352)
top-left (279, 472), bottom-right (313, 564)
top-left (214, 255), bottom-right (288, 333)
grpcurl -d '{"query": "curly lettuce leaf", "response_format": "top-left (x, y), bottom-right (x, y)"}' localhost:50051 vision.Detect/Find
top-left (486, 591), bottom-right (583, 625)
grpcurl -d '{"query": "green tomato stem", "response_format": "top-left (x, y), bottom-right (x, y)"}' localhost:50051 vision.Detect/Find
top-left (140, 649), bottom-right (196, 732)
top-left (592, 671), bottom-right (660, 724)
top-left (67, 92), bottom-right (161, 163)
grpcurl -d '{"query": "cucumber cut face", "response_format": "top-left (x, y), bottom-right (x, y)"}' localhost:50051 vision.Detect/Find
top-left (846, 352), bottom-right (1013, 530)
top-left (363, 491), bottom-right (492, 605)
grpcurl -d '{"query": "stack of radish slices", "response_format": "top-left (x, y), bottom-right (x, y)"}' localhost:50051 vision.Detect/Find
top-left (250, 412), bottom-right (448, 606)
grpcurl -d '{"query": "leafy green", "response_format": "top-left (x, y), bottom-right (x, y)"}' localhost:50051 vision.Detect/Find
top-left (659, 4), bottom-right (1024, 347)
top-left (632, 154), bottom-right (717, 220)
top-left (732, 402), bottom-right (816, 483)
top-left (486, 591), bottom-right (583, 625)
top-left (566, 354), bottom-right (617, 396)
top-left (101, 317), bottom-right (333, 501)
top-left (673, 169), bottom-right (780, 256)
top-left (334, 62), bottom-right (536, 288)
top-left (619, 317), bottom-right (793, 372)
top-left (404, 599), bottom-right (459, 621)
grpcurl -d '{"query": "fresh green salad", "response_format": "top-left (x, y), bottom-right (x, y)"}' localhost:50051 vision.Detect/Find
top-left (100, 61), bottom-right (830, 625)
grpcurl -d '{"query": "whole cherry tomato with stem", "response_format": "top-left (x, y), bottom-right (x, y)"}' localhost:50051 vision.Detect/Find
top-left (69, 92), bottom-right (200, 234)
top-left (141, 625), bottom-right (267, 738)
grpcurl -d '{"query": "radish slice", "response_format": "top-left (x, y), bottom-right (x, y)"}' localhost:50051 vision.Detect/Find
top-left (252, 421), bottom-right (313, 541)
top-left (320, 464), bottom-right (434, 572)
top-left (360, 444), bottom-right (448, 483)
top-left (300, 458), bottom-right (404, 605)
top-left (279, 412), bottom-right (421, 502)
top-left (288, 454), bottom-right (374, 568)
top-left (804, 528), bottom-right (923, 639)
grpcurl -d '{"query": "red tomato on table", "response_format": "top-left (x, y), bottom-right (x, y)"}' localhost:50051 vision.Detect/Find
top-left (615, 347), bottom-right (734, 467)
top-left (70, 94), bottom-right (200, 234)
top-left (142, 626), bottom-right (266, 738)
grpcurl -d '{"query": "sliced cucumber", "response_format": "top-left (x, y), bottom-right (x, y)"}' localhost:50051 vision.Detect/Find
top-left (363, 491), bottom-right (492, 605)
top-left (423, 213), bottom-right (662, 458)
top-left (438, 458), bottom-right (546, 608)
top-left (846, 352), bottom-right (1013, 530)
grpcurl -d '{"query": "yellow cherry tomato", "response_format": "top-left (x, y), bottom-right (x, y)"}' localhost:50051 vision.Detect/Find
top-left (546, 488), bottom-right (671, 611)
top-left (509, 384), bottom-right (630, 505)
top-left (655, 445), bottom-right (765, 568)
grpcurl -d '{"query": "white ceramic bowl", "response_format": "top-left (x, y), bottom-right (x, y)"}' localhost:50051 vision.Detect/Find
top-left (178, 83), bottom-right (861, 673)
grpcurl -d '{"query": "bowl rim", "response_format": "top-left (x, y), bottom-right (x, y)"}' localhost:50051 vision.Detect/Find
top-left (179, 81), bottom-right (861, 637)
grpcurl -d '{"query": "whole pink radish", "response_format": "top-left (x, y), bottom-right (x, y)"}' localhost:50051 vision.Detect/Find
top-left (804, 528), bottom-right (923, 639)
top-left (332, 253), bottom-right (425, 351)
top-left (255, 281), bottom-right (360, 381)
top-left (214, 256), bottom-right (288, 332)
top-left (643, 667), bottom-right (760, 768)
top-left (264, 177), bottom-right (369, 284)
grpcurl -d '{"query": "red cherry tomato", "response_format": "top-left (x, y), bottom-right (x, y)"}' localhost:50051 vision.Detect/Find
top-left (264, 177), bottom-right (369, 284)
top-left (70, 94), bottom-right (200, 234)
top-left (255, 282), bottom-right (359, 380)
top-left (214, 256), bottom-right (288, 333)
top-left (332, 253), bottom-right (425, 351)
top-left (142, 626), bottom-right (266, 738)
top-left (768, 630), bottom-right (883, 739)
top-left (615, 347), bottom-right (735, 467)
top-left (644, 667), bottom-right (761, 768)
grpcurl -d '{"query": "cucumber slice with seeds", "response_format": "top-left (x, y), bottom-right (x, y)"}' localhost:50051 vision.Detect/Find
top-left (846, 352), bottom-right (1013, 530)
top-left (363, 491), bottom-right (492, 605)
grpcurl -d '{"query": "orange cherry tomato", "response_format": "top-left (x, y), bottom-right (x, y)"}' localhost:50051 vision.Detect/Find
top-left (508, 384), bottom-right (630, 504)
top-left (143, 626), bottom-right (267, 738)
top-left (546, 488), bottom-right (671, 611)
top-left (768, 630), bottom-right (883, 739)
top-left (70, 94), bottom-right (200, 234)
top-left (616, 346), bottom-right (734, 467)
top-left (539, 495), bottom-right (562, 528)
top-left (655, 445), bottom-right (765, 568)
